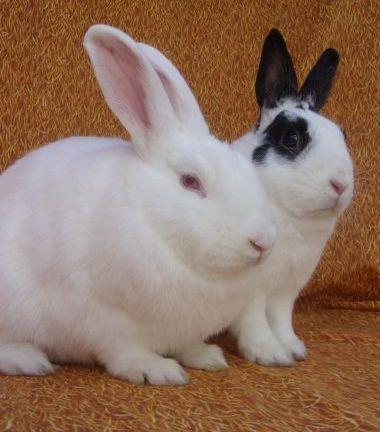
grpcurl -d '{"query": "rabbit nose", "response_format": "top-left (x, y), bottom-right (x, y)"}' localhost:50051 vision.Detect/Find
top-left (249, 239), bottom-right (265, 254)
top-left (249, 225), bottom-right (276, 257)
top-left (330, 179), bottom-right (347, 196)
top-left (249, 236), bottom-right (273, 255)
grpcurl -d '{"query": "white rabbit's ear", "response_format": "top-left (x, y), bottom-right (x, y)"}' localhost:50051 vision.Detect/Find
top-left (84, 25), bottom-right (175, 156)
top-left (137, 42), bottom-right (210, 137)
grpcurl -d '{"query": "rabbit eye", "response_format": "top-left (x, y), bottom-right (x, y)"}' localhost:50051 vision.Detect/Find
top-left (181, 174), bottom-right (205, 197)
top-left (281, 129), bottom-right (300, 152)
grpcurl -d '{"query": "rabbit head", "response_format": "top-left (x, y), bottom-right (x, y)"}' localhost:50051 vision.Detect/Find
top-left (84, 25), bottom-right (276, 277)
top-left (233, 29), bottom-right (354, 220)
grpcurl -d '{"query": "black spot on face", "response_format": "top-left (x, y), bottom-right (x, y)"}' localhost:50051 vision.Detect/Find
top-left (253, 112), bottom-right (311, 163)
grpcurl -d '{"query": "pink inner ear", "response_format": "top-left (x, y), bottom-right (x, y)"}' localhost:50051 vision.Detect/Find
top-left (95, 35), bottom-right (151, 133)
top-left (156, 70), bottom-right (180, 116)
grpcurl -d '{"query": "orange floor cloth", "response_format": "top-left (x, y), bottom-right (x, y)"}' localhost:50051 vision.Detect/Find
top-left (1, 311), bottom-right (379, 431)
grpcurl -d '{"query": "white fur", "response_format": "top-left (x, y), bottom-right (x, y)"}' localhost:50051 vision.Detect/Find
top-left (178, 342), bottom-right (228, 371)
top-left (0, 25), bottom-right (276, 385)
top-left (231, 98), bottom-right (354, 365)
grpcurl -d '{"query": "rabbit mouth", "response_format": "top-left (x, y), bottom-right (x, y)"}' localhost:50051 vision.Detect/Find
top-left (311, 188), bottom-right (353, 214)
top-left (309, 198), bottom-right (347, 215)
top-left (329, 193), bottom-right (352, 212)
top-left (201, 254), bottom-right (261, 278)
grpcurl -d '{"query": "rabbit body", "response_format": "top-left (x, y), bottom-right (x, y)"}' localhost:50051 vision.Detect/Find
top-left (231, 31), bottom-right (354, 366)
top-left (231, 154), bottom-right (338, 365)
top-left (0, 25), bottom-right (276, 385)
top-left (0, 135), bottom-right (270, 383)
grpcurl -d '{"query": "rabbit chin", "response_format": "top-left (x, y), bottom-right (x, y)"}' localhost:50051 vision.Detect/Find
top-left (281, 194), bottom-right (352, 220)
top-left (168, 241), bottom-right (262, 280)
top-left (202, 255), bottom-right (261, 279)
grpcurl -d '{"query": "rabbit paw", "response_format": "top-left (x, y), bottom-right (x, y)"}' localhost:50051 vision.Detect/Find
top-left (282, 337), bottom-right (307, 361)
top-left (108, 355), bottom-right (189, 386)
top-left (240, 337), bottom-right (294, 367)
top-left (178, 343), bottom-right (228, 371)
top-left (0, 343), bottom-right (55, 376)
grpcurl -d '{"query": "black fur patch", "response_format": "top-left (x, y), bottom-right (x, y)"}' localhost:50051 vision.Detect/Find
top-left (299, 48), bottom-right (340, 112)
top-left (253, 112), bottom-right (310, 162)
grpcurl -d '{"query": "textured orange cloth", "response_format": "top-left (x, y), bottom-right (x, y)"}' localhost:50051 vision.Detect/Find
top-left (0, 0), bottom-right (379, 430)
top-left (0, 311), bottom-right (379, 431)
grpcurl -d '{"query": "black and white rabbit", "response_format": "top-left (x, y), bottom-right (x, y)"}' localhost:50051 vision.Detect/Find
top-left (230, 29), bottom-right (354, 365)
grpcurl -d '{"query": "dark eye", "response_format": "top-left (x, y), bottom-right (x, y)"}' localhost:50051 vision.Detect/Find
top-left (281, 129), bottom-right (300, 152)
top-left (180, 174), bottom-right (205, 197)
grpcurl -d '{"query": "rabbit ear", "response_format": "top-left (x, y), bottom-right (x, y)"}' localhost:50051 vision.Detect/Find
top-left (299, 48), bottom-right (340, 112)
top-left (137, 42), bottom-right (210, 137)
top-left (84, 25), bottom-right (175, 156)
top-left (255, 29), bottom-right (298, 109)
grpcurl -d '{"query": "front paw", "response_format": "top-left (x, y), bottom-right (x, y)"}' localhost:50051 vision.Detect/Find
top-left (178, 343), bottom-right (228, 371)
top-left (240, 339), bottom-right (294, 367)
top-left (282, 337), bottom-right (308, 361)
top-left (108, 356), bottom-right (189, 386)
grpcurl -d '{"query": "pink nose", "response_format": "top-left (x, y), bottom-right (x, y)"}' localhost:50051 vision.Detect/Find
top-left (330, 179), bottom-right (347, 196)
top-left (249, 239), bottom-right (266, 254)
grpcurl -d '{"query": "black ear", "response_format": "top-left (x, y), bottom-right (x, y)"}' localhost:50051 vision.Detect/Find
top-left (255, 29), bottom-right (298, 109)
top-left (299, 48), bottom-right (340, 112)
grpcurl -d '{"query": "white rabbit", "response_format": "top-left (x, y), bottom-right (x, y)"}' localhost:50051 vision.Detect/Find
top-left (230, 29), bottom-right (355, 365)
top-left (0, 25), bottom-right (276, 385)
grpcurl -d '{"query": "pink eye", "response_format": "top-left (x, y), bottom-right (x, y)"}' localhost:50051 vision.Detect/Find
top-left (180, 174), bottom-right (205, 197)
